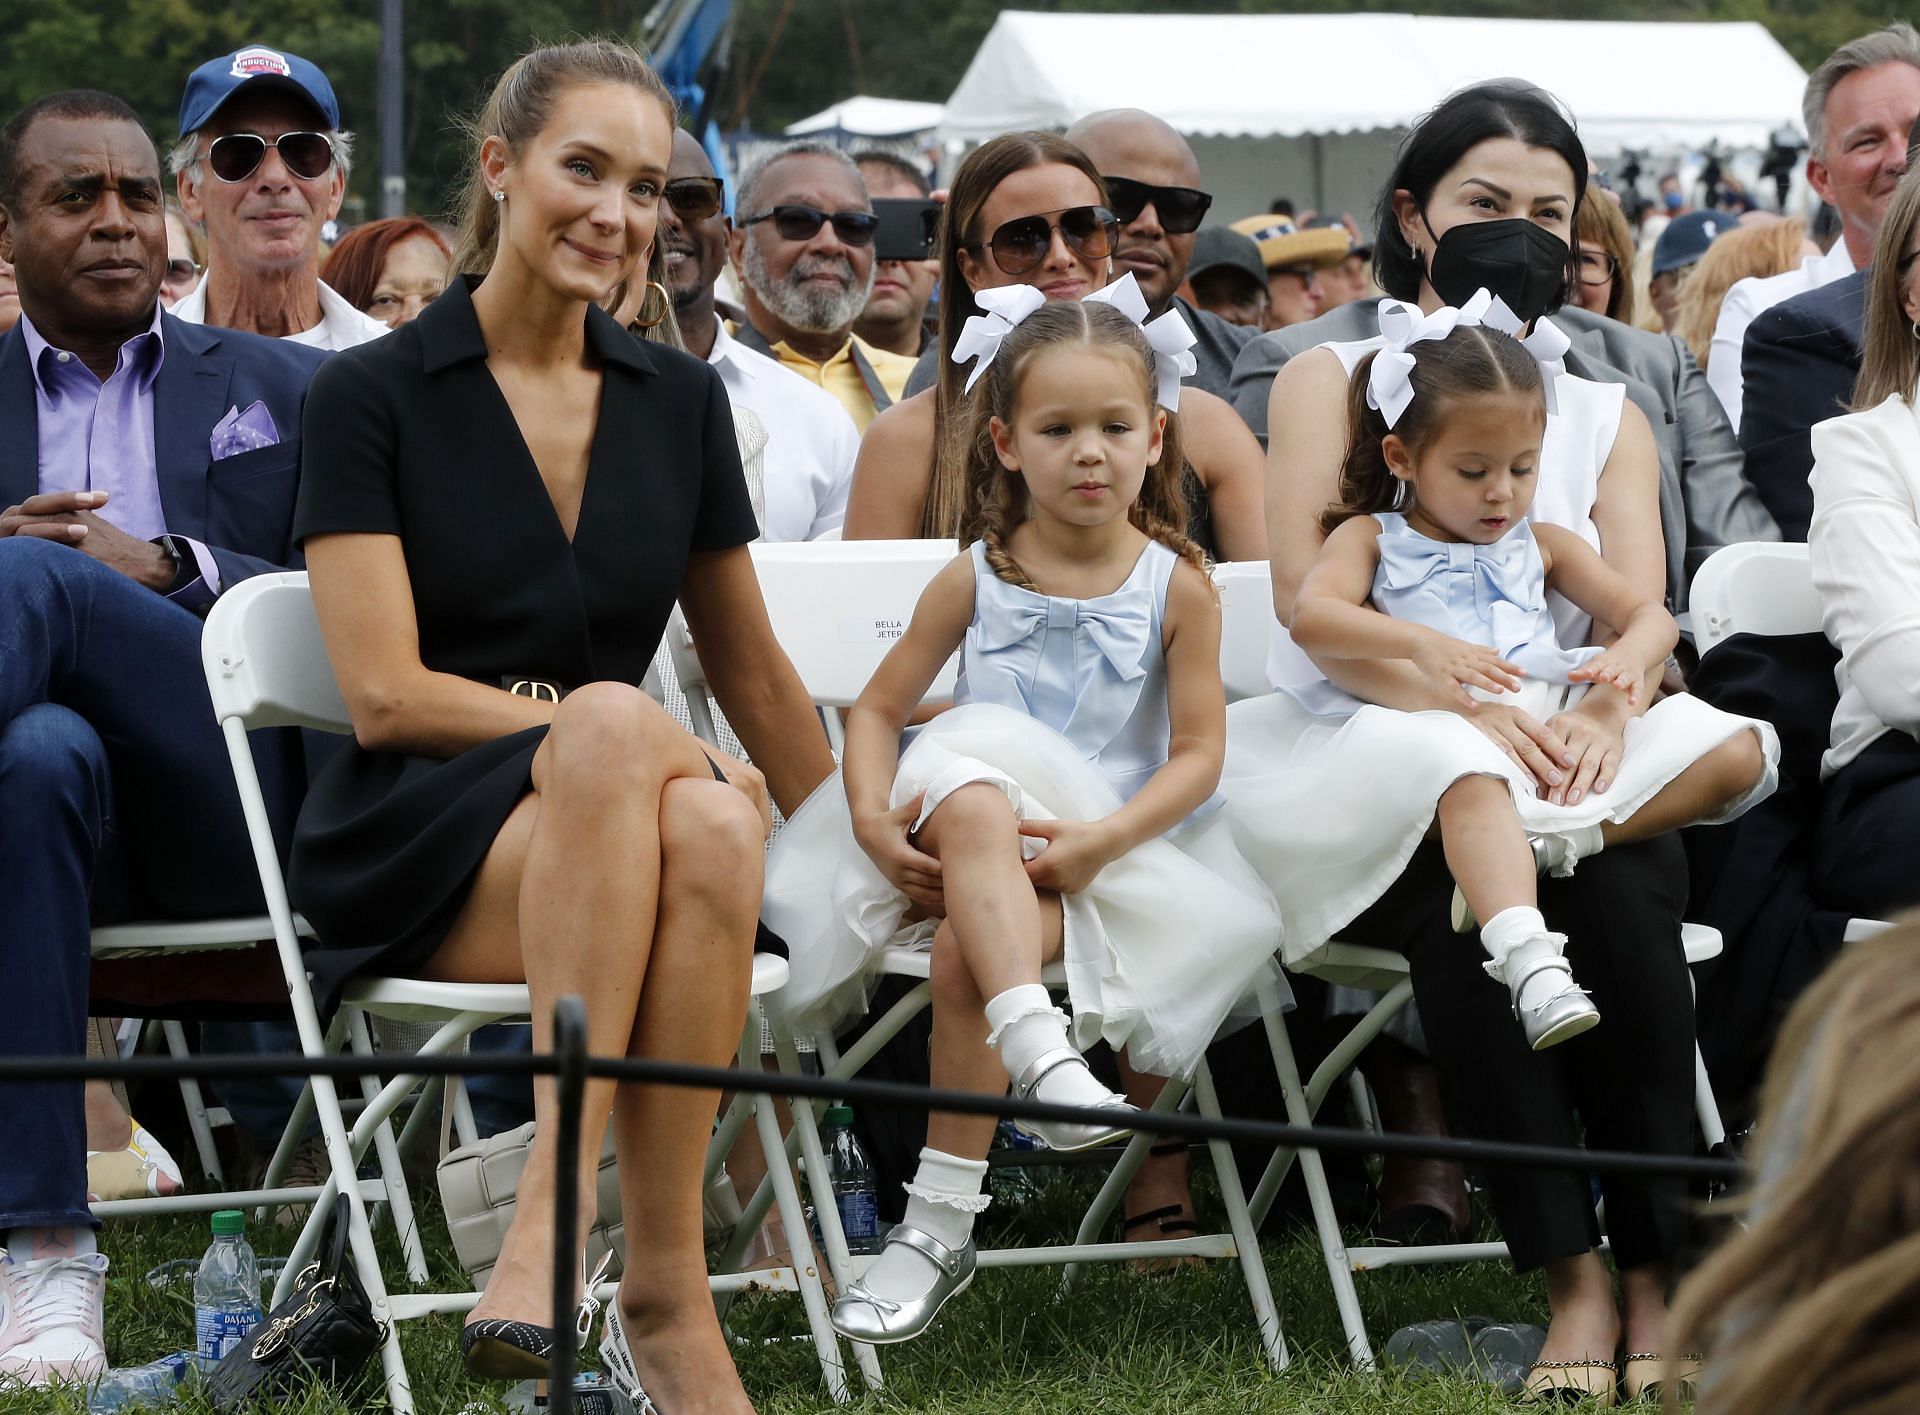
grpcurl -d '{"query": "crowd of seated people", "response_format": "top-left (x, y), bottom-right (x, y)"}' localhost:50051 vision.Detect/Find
top-left (1, 20), bottom-right (1917, 1410)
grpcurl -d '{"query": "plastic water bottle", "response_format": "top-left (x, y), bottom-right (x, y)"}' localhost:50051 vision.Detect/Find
top-left (88, 1352), bottom-right (196, 1411)
top-left (194, 1211), bottom-right (263, 1365)
top-left (820, 1106), bottom-right (881, 1255)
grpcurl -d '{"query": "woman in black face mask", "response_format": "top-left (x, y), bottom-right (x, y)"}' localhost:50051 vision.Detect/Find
top-left (1234, 81), bottom-right (1692, 1405)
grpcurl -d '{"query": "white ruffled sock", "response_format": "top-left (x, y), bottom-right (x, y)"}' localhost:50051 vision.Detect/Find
top-left (983, 984), bottom-right (1114, 1108)
top-left (1480, 906), bottom-right (1580, 1013)
top-left (857, 1148), bottom-right (988, 1303)
top-left (1535, 823), bottom-right (1604, 878)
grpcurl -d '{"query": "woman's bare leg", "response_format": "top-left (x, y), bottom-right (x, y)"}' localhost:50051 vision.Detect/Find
top-left (426, 684), bottom-right (718, 1328)
top-left (611, 777), bottom-right (763, 1413)
top-left (1599, 733), bottom-right (1768, 847)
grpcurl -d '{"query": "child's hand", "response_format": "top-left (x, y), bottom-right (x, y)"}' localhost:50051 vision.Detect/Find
top-left (1018, 818), bottom-right (1120, 895)
top-left (1569, 649), bottom-right (1645, 706)
top-left (1409, 631), bottom-right (1525, 705)
top-left (853, 794), bottom-right (945, 914)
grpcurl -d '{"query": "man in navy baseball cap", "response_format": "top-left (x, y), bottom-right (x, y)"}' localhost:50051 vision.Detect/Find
top-left (1647, 209), bottom-right (1728, 332)
top-left (169, 45), bottom-right (384, 351)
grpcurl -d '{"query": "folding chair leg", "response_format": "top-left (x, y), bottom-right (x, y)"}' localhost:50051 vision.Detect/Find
top-left (1262, 1007), bottom-right (1372, 1368)
top-left (1693, 1044), bottom-right (1726, 1152)
top-left (347, 1009), bottom-right (429, 1285)
top-left (1193, 1062), bottom-right (1290, 1371)
top-left (160, 1020), bottom-right (226, 1186)
top-left (393, 1074), bottom-right (446, 1161)
top-left (772, 1025), bottom-right (884, 1393)
top-left (740, 1010), bottom-right (850, 1403)
top-left (1061, 1078), bottom-right (1190, 1290)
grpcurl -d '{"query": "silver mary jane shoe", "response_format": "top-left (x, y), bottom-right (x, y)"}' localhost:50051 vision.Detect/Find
top-left (1009, 1047), bottom-right (1137, 1153)
top-left (829, 1224), bottom-right (976, 1345)
top-left (1504, 950), bottom-right (1601, 1051)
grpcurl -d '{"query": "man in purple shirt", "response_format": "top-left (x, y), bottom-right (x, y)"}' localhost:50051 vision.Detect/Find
top-left (0, 89), bottom-right (323, 1385)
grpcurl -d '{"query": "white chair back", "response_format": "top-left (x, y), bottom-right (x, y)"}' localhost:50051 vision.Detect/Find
top-left (201, 571), bottom-right (351, 732)
top-left (747, 540), bottom-right (960, 706)
top-left (1688, 542), bottom-right (1820, 658)
top-left (1213, 561), bottom-right (1279, 705)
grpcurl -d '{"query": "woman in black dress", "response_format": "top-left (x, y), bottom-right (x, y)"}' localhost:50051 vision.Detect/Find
top-left (289, 41), bottom-right (833, 1411)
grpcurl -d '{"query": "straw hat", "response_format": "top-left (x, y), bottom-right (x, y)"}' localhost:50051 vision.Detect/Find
top-left (1229, 214), bottom-right (1352, 271)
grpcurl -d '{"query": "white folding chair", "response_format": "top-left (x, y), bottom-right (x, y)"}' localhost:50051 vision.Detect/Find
top-left (1216, 561), bottom-right (1736, 1366)
top-left (200, 573), bottom-right (850, 1411)
top-left (1691, 541), bottom-right (1892, 946)
top-left (697, 543), bottom-right (1293, 1391)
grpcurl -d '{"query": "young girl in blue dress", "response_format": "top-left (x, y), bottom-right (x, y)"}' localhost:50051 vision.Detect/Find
top-left (762, 279), bottom-right (1282, 1344)
top-left (1271, 299), bottom-right (1777, 1049)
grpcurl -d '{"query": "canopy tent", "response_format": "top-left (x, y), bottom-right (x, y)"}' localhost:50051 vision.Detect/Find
top-left (939, 11), bottom-right (1809, 222)
top-left (786, 95), bottom-right (946, 139)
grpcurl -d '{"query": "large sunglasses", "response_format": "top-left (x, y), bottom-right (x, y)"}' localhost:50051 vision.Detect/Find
top-left (1101, 176), bottom-right (1213, 234)
top-left (663, 176), bottom-right (724, 223)
top-left (740, 204), bottom-right (878, 246)
top-left (205, 131), bottom-right (336, 184)
top-left (965, 205), bottom-right (1119, 276)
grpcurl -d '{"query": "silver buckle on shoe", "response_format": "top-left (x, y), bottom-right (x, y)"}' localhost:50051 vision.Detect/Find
top-left (882, 1222), bottom-right (966, 1278)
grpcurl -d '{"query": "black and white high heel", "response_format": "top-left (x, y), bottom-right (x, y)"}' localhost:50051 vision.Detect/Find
top-left (460, 1250), bottom-right (614, 1380)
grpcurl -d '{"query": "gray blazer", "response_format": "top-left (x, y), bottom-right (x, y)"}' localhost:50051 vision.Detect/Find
top-left (1226, 300), bottom-right (1779, 610)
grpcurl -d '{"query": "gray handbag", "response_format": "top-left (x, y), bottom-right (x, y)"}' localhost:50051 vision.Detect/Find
top-left (436, 1122), bottom-right (746, 1284)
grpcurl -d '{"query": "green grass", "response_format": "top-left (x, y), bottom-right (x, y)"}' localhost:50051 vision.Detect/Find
top-left (15, 1170), bottom-right (1593, 1415)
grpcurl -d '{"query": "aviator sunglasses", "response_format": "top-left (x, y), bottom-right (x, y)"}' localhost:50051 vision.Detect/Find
top-left (740, 204), bottom-right (879, 246)
top-left (965, 205), bottom-right (1119, 276)
top-left (204, 131), bottom-right (337, 184)
top-left (663, 176), bottom-right (724, 223)
top-left (1101, 176), bottom-right (1213, 234)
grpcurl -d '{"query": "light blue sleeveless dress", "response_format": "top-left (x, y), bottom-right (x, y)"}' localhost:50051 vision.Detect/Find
top-left (1222, 512), bottom-right (1779, 966)
top-left (764, 540), bottom-right (1286, 1079)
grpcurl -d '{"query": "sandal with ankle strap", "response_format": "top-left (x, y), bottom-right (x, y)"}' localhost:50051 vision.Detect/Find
top-left (1521, 1356), bottom-right (1618, 1406)
top-left (1619, 1351), bottom-right (1702, 1404)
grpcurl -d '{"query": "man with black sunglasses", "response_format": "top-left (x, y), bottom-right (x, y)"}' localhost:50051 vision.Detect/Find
top-left (1066, 109), bottom-right (1255, 402)
top-left (728, 141), bottom-right (915, 432)
top-left (168, 46), bottom-right (385, 351)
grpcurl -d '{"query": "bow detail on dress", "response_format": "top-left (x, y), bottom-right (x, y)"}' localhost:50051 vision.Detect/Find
top-left (1374, 521), bottom-right (1601, 684)
top-left (1084, 272), bottom-right (1199, 410)
top-left (969, 594), bottom-right (1156, 683)
top-left (1368, 288), bottom-right (1569, 427)
top-left (953, 284), bottom-right (1047, 393)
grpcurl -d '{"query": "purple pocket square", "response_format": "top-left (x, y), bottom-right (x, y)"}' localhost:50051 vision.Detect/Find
top-left (210, 400), bottom-right (281, 460)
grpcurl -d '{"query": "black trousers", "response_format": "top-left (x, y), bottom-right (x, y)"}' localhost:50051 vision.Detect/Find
top-left (1341, 832), bottom-right (1696, 1272)
top-left (1813, 731), bottom-right (1920, 920)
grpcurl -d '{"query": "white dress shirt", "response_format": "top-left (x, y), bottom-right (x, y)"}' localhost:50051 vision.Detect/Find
top-left (706, 321), bottom-right (858, 543)
top-left (170, 272), bottom-right (390, 351)
top-left (1809, 388), bottom-right (1920, 776)
top-left (1707, 237), bottom-right (1857, 433)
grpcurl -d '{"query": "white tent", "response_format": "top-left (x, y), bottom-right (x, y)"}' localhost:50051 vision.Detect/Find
top-left (940, 12), bottom-right (1809, 222)
top-left (786, 95), bottom-right (945, 139)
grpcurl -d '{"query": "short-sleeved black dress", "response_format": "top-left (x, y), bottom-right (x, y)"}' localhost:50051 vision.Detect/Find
top-left (288, 277), bottom-right (758, 1012)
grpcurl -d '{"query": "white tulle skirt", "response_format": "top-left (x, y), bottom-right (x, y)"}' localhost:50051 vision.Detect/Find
top-left (1220, 689), bottom-right (1779, 967)
top-left (762, 703), bottom-right (1289, 1079)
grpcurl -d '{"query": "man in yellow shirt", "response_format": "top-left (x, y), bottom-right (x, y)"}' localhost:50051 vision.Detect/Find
top-left (729, 142), bottom-right (914, 431)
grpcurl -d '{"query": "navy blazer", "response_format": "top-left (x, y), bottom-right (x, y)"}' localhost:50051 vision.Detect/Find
top-left (1737, 270), bottom-right (1868, 541)
top-left (0, 310), bottom-right (328, 586)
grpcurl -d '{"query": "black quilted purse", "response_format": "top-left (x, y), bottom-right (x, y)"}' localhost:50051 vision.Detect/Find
top-left (205, 1195), bottom-right (386, 1410)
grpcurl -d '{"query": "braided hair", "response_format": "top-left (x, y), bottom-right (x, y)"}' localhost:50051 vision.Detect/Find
top-left (961, 301), bottom-right (1209, 591)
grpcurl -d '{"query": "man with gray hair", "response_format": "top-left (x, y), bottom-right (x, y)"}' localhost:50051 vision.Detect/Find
top-left (1708, 21), bottom-right (1920, 430)
top-left (169, 45), bottom-right (385, 350)
top-left (729, 141), bottom-right (914, 431)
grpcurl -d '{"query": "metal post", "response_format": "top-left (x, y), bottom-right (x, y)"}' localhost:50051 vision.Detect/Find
top-left (550, 997), bottom-right (589, 1415)
top-left (378, 0), bottom-right (406, 218)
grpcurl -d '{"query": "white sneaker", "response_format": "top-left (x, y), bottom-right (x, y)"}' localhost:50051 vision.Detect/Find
top-left (0, 1251), bottom-right (109, 1387)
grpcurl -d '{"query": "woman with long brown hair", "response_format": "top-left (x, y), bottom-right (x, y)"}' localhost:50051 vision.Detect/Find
top-left (288, 38), bottom-right (832, 1407)
top-left (843, 131), bottom-right (1268, 560)
top-left (1668, 925), bottom-right (1920, 1412)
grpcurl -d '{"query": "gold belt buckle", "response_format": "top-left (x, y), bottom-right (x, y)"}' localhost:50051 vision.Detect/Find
top-left (509, 679), bottom-right (562, 703)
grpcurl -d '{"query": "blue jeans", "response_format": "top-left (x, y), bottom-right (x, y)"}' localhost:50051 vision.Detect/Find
top-left (0, 539), bottom-right (290, 1229)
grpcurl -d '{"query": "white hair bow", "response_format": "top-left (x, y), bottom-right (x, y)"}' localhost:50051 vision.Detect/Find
top-left (1084, 272), bottom-right (1198, 411)
top-left (952, 284), bottom-right (1047, 394)
top-left (1367, 288), bottom-right (1569, 429)
top-left (947, 273), bottom-right (1199, 409)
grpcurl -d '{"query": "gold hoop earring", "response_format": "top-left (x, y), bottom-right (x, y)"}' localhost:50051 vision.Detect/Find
top-left (630, 280), bottom-right (673, 330)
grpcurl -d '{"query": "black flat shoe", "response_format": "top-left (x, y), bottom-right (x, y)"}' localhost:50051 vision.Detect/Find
top-left (461, 1317), bottom-right (562, 1379)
